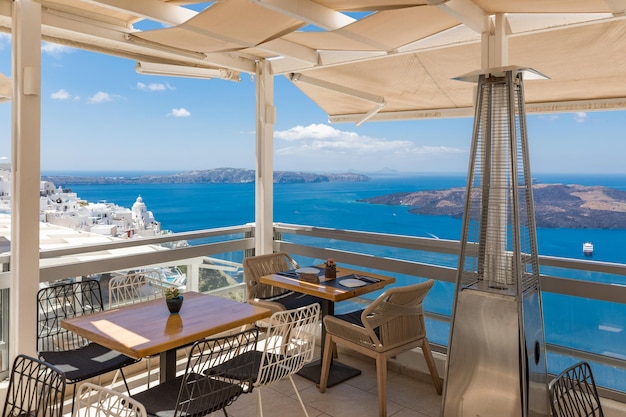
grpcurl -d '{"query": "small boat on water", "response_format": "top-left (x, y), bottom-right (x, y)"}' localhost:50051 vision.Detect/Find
top-left (583, 242), bottom-right (594, 256)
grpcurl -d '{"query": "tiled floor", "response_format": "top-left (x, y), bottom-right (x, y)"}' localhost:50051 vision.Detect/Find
top-left (119, 348), bottom-right (626, 417)
top-left (223, 353), bottom-right (442, 417)
top-left (222, 350), bottom-right (626, 417)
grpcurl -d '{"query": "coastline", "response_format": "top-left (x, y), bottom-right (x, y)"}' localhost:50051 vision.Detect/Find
top-left (61, 175), bottom-right (626, 265)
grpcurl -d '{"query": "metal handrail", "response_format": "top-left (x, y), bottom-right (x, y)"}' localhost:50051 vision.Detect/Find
top-left (2, 222), bottom-right (626, 396)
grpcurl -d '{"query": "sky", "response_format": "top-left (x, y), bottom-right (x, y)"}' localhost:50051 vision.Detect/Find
top-left (0, 34), bottom-right (625, 175)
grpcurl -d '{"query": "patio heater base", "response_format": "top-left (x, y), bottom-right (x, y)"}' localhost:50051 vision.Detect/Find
top-left (297, 359), bottom-right (361, 387)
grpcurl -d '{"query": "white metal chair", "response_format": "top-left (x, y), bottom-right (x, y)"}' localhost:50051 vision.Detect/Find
top-left (108, 270), bottom-right (166, 387)
top-left (73, 382), bottom-right (147, 417)
top-left (256, 304), bottom-right (320, 417)
top-left (108, 269), bottom-right (166, 308)
top-left (211, 303), bottom-right (321, 417)
top-left (320, 280), bottom-right (442, 417)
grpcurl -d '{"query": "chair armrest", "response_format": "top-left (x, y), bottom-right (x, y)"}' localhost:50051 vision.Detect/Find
top-left (248, 299), bottom-right (286, 314)
top-left (324, 315), bottom-right (378, 350)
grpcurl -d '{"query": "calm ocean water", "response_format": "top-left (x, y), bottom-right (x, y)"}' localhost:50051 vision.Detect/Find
top-left (52, 172), bottom-right (626, 389)
top-left (57, 172), bottom-right (626, 264)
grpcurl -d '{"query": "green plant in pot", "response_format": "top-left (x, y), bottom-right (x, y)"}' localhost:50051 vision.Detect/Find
top-left (165, 287), bottom-right (184, 314)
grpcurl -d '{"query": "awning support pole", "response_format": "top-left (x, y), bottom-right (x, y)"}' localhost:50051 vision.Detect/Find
top-left (10, 0), bottom-right (42, 361)
top-left (255, 59), bottom-right (275, 255)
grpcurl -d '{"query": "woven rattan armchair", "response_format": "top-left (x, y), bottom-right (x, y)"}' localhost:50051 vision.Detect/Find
top-left (319, 280), bottom-right (442, 417)
top-left (243, 252), bottom-right (321, 313)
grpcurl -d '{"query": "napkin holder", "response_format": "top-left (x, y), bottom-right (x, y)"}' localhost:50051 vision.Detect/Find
top-left (299, 272), bottom-right (319, 284)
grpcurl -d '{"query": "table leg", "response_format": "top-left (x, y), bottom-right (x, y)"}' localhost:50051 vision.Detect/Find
top-left (297, 299), bottom-right (361, 386)
top-left (160, 349), bottom-right (177, 383)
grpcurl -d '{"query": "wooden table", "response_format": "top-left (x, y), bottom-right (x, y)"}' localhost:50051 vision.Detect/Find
top-left (62, 291), bottom-right (272, 383)
top-left (261, 266), bottom-right (395, 386)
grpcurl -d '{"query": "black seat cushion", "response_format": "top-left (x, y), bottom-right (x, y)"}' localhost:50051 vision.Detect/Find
top-left (262, 292), bottom-right (322, 310)
top-left (132, 373), bottom-right (243, 417)
top-left (334, 309), bottom-right (380, 338)
top-left (205, 350), bottom-right (285, 385)
top-left (39, 343), bottom-right (137, 382)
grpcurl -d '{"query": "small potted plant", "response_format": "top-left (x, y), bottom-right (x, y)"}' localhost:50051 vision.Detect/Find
top-left (165, 287), bottom-right (184, 314)
top-left (324, 258), bottom-right (337, 279)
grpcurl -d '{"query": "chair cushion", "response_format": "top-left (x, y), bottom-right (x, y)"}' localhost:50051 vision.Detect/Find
top-left (334, 309), bottom-right (380, 338)
top-left (260, 292), bottom-right (323, 310)
top-left (132, 373), bottom-right (243, 417)
top-left (206, 350), bottom-right (287, 384)
top-left (39, 343), bottom-right (137, 382)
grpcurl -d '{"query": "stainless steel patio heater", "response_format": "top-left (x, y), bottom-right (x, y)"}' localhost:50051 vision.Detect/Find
top-left (441, 67), bottom-right (548, 417)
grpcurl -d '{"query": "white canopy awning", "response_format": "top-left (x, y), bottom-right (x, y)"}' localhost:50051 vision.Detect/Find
top-left (2, 0), bottom-right (625, 121)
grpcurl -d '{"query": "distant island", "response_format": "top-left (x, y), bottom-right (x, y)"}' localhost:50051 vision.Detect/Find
top-left (42, 168), bottom-right (371, 185)
top-left (360, 183), bottom-right (626, 229)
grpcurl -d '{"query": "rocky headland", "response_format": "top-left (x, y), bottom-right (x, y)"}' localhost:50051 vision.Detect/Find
top-left (360, 183), bottom-right (626, 229)
top-left (42, 168), bottom-right (370, 185)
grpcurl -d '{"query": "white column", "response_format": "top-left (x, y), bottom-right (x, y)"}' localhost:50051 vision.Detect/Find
top-left (482, 13), bottom-right (509, 69)
top-left (254, 60), bottom-right (275, 255)
top-left (10, 0), bottom-right (42, 359)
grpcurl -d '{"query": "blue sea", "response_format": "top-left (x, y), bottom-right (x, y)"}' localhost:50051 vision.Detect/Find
top-left (54, 172), bottom-right (626, 264)
top-left (49, 172), bottom-right (626, 389)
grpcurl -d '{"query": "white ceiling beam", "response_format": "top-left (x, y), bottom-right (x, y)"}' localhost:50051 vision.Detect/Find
top-left (136, 61), bottom-right (239, 81)
top-left (80, 0), bottom-right (196, 26)
top-left (86, 0), bottom-right (318, 71)
top-left (438, 0), bottom-right (489, 34)
top-left (199, 53), bottom-right (256, 74)
top-left (251, 0), bottom-right (355, 31)
top-left (289, 73), bottom-right (385, 105)
top-left (329, 107), bottom-right (474, 123)
top-left (252, 0), bottom-right (392, 50)
top-left (259, 38), bottom-right (318, 64)
top-left (268, 57), bottom-right (317, 75)
top-left (41, 7), bottom-right (257, 73)
top-left (329, 97), bottom-right (626, 123)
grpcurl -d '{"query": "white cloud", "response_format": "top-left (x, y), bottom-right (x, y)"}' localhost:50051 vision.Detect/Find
top-left (88, 91), bottom-right (112, 103)
top-left (574, 112), bottom-right (587, 123)
top-left (168, 108), bottom-right (191, 117)
top-left (50, 89), bottom-right (71, 100)
top-left (137, 82), bottom-right (174, 92)
top-left (275, 124), bottom-right (351, 141)
top-left (41, 42), bottom-right (74, 57)
top-left (275, 124), bottom-right (464, 157)
top-left (0, 33), bottom-right (10, 50)
top-left (537, 114), bottom-right (559, 121)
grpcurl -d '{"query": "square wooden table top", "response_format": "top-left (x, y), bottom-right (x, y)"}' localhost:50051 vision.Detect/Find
top-left (61, 291), bottom-right (271, 359)
top-left (260, 266), bottom-right (395, 303)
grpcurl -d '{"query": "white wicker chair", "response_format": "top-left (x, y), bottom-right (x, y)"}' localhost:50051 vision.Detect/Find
top-left (254, 304), bottom-right (320, 417)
